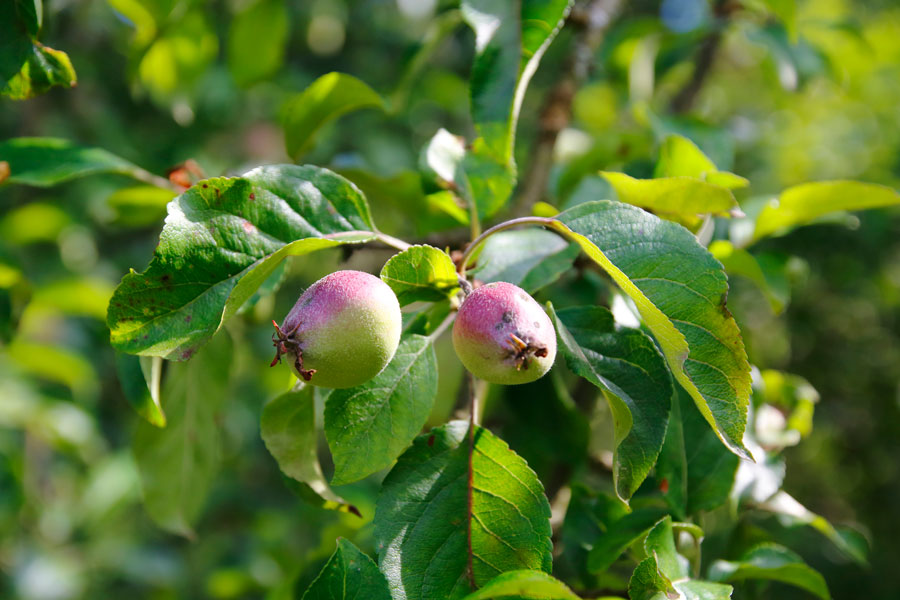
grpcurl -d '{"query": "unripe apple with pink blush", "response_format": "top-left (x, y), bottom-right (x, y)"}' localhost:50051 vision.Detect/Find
top-left (452, 281), bottom-right (556, 385)
top-left (271, 270), bottom-right (402, 389)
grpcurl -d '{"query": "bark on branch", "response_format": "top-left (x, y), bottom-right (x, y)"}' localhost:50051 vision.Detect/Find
top-left (513, 0), bottom-right (623, 217)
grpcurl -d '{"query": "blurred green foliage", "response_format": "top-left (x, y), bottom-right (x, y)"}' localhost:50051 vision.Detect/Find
top-left (1, 0), bottom-right (899, 598)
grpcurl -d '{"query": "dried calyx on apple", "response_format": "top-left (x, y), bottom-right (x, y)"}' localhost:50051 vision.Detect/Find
top-left (271, 270), bottom-right (402, 389)
top-left (452, 281), bottom-right (556, 385)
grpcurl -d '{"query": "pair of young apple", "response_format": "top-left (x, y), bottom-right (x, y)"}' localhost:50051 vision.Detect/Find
top-left (270, 270), bottom-right (556, 388)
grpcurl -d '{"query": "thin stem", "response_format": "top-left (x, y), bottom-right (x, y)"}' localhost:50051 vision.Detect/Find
top-left (458, 216), bottom-right (555, 278)
top-left (427, 312), bottom-right (456, 342)
top-left (375, 230), bottom-right (412, 252)
top-left (127, 166), bottom-right (182, 192)
top-left (668, 0), bottom-right (731, 114)
top-left (467, 188), bottom-right (482, 241)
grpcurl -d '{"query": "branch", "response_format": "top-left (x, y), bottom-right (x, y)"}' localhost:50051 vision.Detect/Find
top-left (668, 30), bottom-right (722, 114)
top-left (668, 1), bottom-right (732, 114)
top-left (513, 0), bottom-right (623, 217)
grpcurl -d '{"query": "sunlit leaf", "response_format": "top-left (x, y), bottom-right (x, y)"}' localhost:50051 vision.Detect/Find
top-left (752, 181), bottom-right (900, 242)
top-left (325, 334), bottom-right (438, 485)
top-left (552, 201), bottom-right (752, 459)
top-left (115, 352), bottom-right (165, 427)
top-left (601, 172), bottom-right (739, 220)
top-left (654, 135), bottom-right (748, 190)
top-left (461, 570), bottom-right (580, 599)
top-left (227, 0), bottom-right (288, 87)
top-left (375, 421), bottom-right (552, 600)
top-left (462, 0), bottom-right (572, 163)
top-left (107, 165), bottom-right (375, 360)
top-left (380, 245), bottom-right (459, 305)
top-left (2, 43), bottom-right (77, 100)
top-left (300, 539), bottom-right (391, 600)
top-left (284, 72), bottom-right (385, 159)
top-left (261, 387), bottom-right (358, 515)
top-left (136, 11), bottom-right (217, 105)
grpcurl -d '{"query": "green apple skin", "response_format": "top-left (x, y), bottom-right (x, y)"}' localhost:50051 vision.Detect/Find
top-left (278, 270), bottom-right (401, 388)
top-left (452, 282), bottom-right (556, 385)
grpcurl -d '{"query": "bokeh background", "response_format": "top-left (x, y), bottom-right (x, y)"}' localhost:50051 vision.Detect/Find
top-left (1, 0), bottom-right (899, 598)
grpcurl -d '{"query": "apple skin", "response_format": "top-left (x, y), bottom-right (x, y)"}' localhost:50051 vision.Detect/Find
top-left (452, 281), bottom-right (556, 385)
top-left (272, 270), bottom-right (402, 389)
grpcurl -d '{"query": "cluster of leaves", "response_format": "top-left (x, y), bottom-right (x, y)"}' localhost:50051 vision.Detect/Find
top-left (0, 0), bottom-right (76, 100)
top-left (2, 1), bottom-right (899, 599)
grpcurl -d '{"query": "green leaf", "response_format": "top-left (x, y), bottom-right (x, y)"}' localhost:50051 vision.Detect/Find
top-left (325, 334), bottom-right (438, 486)
top-left (136, 11), bottom-right (217, 106)
top-left (15, 0), bottom-right (41, 36)
top-left (132, 333), bottom-right (231, 537)
top-left (2, 42), bottom-right (76, 100)
top-left (461, 570), bottom-right (580, 600)
top-left (227, 0), bottom-right (288, 87)
top-left (708, 241), bottom-right (788, 314)
top-left (656, 387), bottom-right (740, 519)
top-left (284, 72), bottom-right (385, 160)
top-left (0, 138), bottom-right (149, 187)
top-left (1, 1), bottom-right (75, 100)
top-left (261, 387), bottom-right (358, 515)
top-left (338, 168), bottom-right (467, 234)
top-left (300, 538), bottom-right (392, 600)
top-left (551, 305), bottom-right (673, 501)
top-left (375, 421), bottom-right (552, 600)
top-left (752, 180), bottom-right (900, 242)
top-left (708, 543), bottom-right (829, 599)
top-left (0, 202), bottom-right (70, 243)
top-left (630, 517), bottom-right (733, 600)
top-left (470, 230), bottom-right (579, 294)
top-left (380, 245), bottom-right (459, 306)
top-left (585, 499), bottom-right (670, 574)
top-left (7, 339), bottom-right (97, 400)
top-left (115, 352), bottom-right (165, 427)
top-left (758, 491), bottom-right (868, 565)
top-left (601, 172), bottom-right (739, 221)
top-left (654, 135), bottom-right (748, 190)
top-left (497, 371), bottom-right (588, 492)
top-left (420, 128), bottom-right (515, 222)
top-left (0, 2), bottom-right (32, 83)
top-left (754, 369), bottom-right (818, 447)
top-left (462, 0), bottom-right (572, 163)
top-left (106, 165), bottom-right (375, 360)
top-left (106, 186), bottom-right (178, 227)
top-left (552, 201), bottom-right (752, 459)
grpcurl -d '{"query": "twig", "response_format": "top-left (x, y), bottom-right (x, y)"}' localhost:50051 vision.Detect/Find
top-left (457, 216), bottom-right (554, 278)
top-left (668, 31), bottom-right (722, 114)
top-left (513, 0), bottom-right (623, 217)
top-left (668, 0), bottom-right (732, 114)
